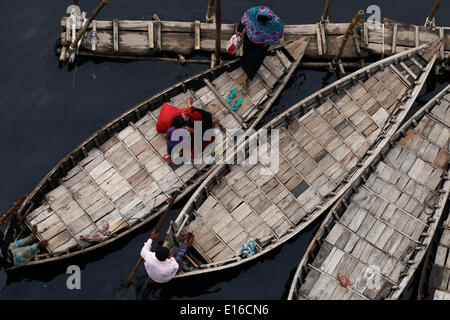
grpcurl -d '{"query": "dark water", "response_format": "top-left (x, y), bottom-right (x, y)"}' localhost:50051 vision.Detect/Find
top-left (0, 0), bottom-right (448, 299)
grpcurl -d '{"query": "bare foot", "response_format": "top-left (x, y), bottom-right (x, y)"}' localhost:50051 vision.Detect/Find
top-left (187, 96), bottom-right (194, 107)
top-left (242, 74), bottom-right (249, 91)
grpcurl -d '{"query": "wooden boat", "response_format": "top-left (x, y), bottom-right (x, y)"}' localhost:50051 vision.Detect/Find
top-left (13, 37), bottom-right (311, 268)
top-left (417, 211), bottom-right (450, 300)
top-left (288, 83), bottom-right (450, 300)
top-left (415, 87), bottom-right (450, 300)
top-left (59, 15), bottom-right (450, 65)
top-left (169, 40), bottom-right (443, 279)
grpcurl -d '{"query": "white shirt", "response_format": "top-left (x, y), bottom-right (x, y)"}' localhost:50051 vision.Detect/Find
top-left (140, 239), bottom-right (179, 283)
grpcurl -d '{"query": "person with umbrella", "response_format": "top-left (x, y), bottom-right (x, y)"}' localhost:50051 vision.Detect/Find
top-left (236, 6), bottom-right (283, 91)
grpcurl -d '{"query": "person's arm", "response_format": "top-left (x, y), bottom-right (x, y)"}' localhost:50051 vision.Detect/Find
top-left (140, 231), bottom-right (158, 261)
top-left (140, 239), bottom-right (153, 261)
top-left (186, 96), bottom-right (194, 108)
top-left (237, 22), bottom-right (244, 36)
top-left (169, 257), bottom-right (180, 275)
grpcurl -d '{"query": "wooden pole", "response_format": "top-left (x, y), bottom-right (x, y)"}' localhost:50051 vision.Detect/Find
top-left (68, 0), bottom-right (109, 60)
top-left (123, 190), bottom-right (180, 289)
top-left (0, 195), bottom-right (26, 225)
top-left (329, 10), bottom-right (364, 72)
top-left (74, 51), bottom-right (211, 64)
top-left (425, 0), bottom-right (441, 27)
top-left (206, 0), bottom-right (215, 23)
top-left (321, 0), bottom-right (332, 23)
top-left (214, 0), bottom-right (222, 67)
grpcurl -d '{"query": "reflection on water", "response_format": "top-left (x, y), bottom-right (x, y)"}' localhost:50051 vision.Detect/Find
top-left (0, 0), bottom-right (448, 299)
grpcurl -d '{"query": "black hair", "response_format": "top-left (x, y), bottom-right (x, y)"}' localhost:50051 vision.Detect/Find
top-left (257, 15), bottom-right (269, 24)
top-left (171, 115), bottom-right (186, 129)
top-left (155, 246), bottom-right (170, 261)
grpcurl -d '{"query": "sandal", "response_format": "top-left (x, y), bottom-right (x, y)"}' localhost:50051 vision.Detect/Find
top-left (163, 154), bottom-right (173, 164)
top-left (226, 88), bottom-right (237, 103)
top-left (231, 97), bottom-right (243, 111)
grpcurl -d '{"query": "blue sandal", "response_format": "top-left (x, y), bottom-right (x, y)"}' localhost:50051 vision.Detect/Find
top-left (226, 88), bottom-right (237, 103)
top-left (231, 97), bottom-right (243, 111)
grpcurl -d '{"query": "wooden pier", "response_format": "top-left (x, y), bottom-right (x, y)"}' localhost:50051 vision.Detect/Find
top-left (59, 16), bottom-right (450, 68)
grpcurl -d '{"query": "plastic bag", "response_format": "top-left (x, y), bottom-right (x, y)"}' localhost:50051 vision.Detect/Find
top-left (226, 34), bottom-right (242, 55)
top-left (240, 238), bottom-right (258, 258)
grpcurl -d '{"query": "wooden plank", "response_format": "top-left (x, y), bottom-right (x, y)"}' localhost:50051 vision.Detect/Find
top-left (276, 50), bottom-right (292, 69)
top-left (92, 21), bottom-right (97, 51)
top-left (316, 23), bottom-right (323, 56)
top-left (415, 26), bottom-right (419, 47)
top-left (147, 22), bottom-right (154, 49)
top-left (320, 23), bottom-right (327, 54)
top-left (400, 61), bottom-right (417, 79)
top-left (113, 18), bottom-right (119, 52)
top-left (262, 56), bottom-right (284, 80)
top-left (389, 65), bottom-right (411, 86)
top-left (156, 21), bottom-right (162, 51)
top-left (194, 20), bottom-right (201, 50)
top-left (392, 23), bottom-right (398, 54)
top-left (363, 22), bottom-right (369, 46)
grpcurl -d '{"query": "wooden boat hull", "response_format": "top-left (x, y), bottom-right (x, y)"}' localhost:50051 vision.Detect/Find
top-left (288, 84), bottom-right (450, 300)
top-left (415, 90), bottom-right (450, 301)
top-left (171, 40), bottom-right (442, 279)
top-left (13, 38), bottom-right (310, 268)
top-left (60, 17), bottom-right (450, 64)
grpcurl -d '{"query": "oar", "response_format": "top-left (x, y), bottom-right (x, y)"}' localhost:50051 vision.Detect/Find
top-left (0, 195), bottom-right (26, 225)
top-left (123, 190), bottom-right (180, 289)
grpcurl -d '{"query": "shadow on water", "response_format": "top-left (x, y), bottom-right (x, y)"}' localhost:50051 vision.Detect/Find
top-left (0, 0), bottom-right (449, 299)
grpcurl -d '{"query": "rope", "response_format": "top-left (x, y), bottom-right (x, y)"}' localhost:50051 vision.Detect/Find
top-left (337, 273), bottom-right (353, 288)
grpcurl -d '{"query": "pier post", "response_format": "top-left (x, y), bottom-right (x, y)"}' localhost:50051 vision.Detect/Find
top-left (329, 10), bottom-right (364, 74)
top-left (321, 0), bottom-right (332, 24)
top-left (68, 0), bottom-right (108, 63)
top-left (425, 0), bottom-right (441, 28)
top-left (214, 0), bottom-right (222, 67)
top-left (206, 0), bottom-right (215, 23)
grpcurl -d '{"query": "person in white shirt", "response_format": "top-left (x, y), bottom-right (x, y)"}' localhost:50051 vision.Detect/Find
top-left (140, 230), bottom-right (194, 283)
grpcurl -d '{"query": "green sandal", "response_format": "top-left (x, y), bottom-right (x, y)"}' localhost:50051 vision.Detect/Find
top-left (231, 97), bottom-right (243, 111)
top-left (226, 88), bottom-right (237, 103)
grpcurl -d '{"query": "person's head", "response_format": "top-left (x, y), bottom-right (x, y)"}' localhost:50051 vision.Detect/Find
top-left (186, 109), bottom-right (203, 129)
top-left (155, 241), bottom-right (170, 261)
top-left (181, 107), bottom-right (196, 121)
top-left (171, 115), bottom-right (185, 129)
top-left (257, 14), bottom-right (269, 24)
